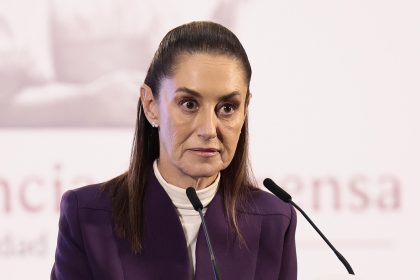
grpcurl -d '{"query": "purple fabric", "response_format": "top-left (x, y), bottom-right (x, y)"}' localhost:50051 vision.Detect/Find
top-left (51, 172), bottom-right (297, 279)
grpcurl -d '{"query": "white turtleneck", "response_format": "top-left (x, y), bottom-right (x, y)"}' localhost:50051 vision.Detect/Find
top-left (153, 160), bottom-right (220, 275)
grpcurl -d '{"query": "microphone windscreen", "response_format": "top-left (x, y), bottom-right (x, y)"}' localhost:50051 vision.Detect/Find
top-left (186, 187), bottom-right (204, 211)
top-left (263, 178), bottom-right (292, 202)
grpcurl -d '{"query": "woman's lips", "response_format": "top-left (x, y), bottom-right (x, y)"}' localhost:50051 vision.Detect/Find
top-left (189, 148), bottom-right (219, 157)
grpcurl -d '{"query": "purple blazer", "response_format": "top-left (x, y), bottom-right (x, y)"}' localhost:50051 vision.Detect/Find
top-left (51, 172), bottom-right (297, 279)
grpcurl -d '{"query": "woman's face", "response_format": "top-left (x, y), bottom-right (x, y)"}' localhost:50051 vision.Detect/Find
top-left (142, 53), bottom-right (248, 188)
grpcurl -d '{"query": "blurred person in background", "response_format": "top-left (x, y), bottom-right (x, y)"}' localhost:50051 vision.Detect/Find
top-left (51, 21), bottom-right (297, 280)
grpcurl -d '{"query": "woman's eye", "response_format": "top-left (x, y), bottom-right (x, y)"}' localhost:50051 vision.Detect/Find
top-left (219, 104), bottom-right (237, 115)
top-left (181, 100), bottom-right (198, 111)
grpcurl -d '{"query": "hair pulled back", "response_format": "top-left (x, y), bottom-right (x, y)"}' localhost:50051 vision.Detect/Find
top-left (105, 21), bottom-right (254, 253)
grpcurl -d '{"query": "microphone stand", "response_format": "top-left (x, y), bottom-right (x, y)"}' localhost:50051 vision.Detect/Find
top-left (186, 187), bottom-right (222, 280)
top-left (264, 178), bottom-right (355, 275)
top-left (290, 200), bottom-right (354, 275)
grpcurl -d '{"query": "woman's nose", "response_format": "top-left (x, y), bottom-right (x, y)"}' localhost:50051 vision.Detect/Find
top-left (196, 108), bottom-right (217, 140)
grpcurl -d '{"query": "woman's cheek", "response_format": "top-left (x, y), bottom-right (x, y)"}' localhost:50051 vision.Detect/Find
top-left (173, 126), bottom-right (192, 155)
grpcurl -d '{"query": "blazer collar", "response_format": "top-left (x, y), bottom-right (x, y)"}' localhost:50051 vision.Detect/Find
top-left (117, 170), bottom-right (262, 279)
top-left (195, 186), bottom-right (262, 279)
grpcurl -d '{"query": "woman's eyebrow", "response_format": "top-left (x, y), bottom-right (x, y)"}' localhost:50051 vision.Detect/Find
top-left (175, 87), bottom-right (241, 101)
top-left (219, 92), bottom-right (241, 101)
top-left (175, 87), bottom-right (201, 97)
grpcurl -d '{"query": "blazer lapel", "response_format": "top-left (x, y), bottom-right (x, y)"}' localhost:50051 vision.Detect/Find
top-left (116, 171), bottom-right (192, 280)
top-left (195, 190), bottom-right (263, 280)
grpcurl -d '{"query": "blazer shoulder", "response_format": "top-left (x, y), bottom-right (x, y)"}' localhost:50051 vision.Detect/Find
top-left (241, 188), bottom-right (294, 220)
top-left (62, 183), bottom-right (112, 212)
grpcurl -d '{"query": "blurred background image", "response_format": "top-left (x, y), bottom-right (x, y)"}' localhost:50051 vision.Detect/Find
top-left (0, 0), bottom-right (419, 279)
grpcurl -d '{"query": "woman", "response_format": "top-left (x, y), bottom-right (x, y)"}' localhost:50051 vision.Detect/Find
top-left (51, 21), bottom-right (297, 280)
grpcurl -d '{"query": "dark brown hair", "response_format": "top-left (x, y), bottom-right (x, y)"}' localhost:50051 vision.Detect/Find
top-left (104, 21), bottom-right (255, 253)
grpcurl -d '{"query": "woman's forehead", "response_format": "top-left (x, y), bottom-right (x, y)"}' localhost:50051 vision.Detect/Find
top-left (162, 53), bottom-right (248, 98)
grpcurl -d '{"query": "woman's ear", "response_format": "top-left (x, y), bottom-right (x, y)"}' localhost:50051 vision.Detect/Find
top-left (140, 84), bottom-right (159, 127)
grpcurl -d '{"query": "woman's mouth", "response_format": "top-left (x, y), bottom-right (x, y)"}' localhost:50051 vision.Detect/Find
top-left (189, 148), bottom-right (219, 157)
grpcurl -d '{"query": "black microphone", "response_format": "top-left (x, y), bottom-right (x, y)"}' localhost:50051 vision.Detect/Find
top-left (186, 187), bottom-right (221, 280)
top-left (263, 178), bottom-right (355, 275)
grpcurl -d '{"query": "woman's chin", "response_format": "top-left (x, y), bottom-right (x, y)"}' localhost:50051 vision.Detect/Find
top-left (183, 163), bottom-right (222, 179)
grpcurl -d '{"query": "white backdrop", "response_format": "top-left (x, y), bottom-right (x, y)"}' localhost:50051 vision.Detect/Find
top-left (0, 0), bottom-right (419, 279)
